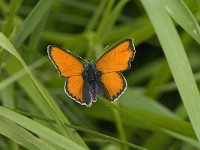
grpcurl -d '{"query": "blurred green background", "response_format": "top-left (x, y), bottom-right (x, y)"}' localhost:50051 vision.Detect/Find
top-left (0, 0), bottom-right (200, 150)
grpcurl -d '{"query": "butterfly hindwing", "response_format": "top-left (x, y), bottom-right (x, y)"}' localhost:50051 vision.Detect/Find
top-left (65, 75), bottom-right (98, 106)
top-left (65, 76), bottom-right (85, 105)
top-left (96, 39), bottom-right (135, 73)
top-left (99, 72), bottom-right (127, 101)
top-left (48, 45), bottom-right (84, 77)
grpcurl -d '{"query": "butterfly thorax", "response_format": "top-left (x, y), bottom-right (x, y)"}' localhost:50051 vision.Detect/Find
top-left (82, 62), bottom-right (100, 82)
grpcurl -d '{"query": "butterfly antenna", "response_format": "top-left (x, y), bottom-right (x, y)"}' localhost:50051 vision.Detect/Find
top-left (95, 42), bottom-right (111, 60)
top-left (77, 55), bottom-right (88, 63)
top-left (69, 50), bottom-right (88, 63)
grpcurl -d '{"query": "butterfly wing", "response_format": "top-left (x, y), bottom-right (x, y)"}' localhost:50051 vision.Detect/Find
top-left (96, 39), bottom-right (135, 73)
top-left (98, 72), bottom-right (126, 101)
top-left (48, 45), bottom-right (88, 105)
top-left (65, 76), bottom-right (85, 105)
top-left (96, 39), bottom-right (135, 101)
top-left (65, 76), bottom-right (96, 106)
top-left (47, 45), bottom-right (84, 77)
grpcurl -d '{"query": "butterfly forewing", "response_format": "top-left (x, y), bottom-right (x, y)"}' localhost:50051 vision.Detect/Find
top-left (48, 46), bottom-right (84, 77)
top-left (96, 39), bottom-right (135, 73)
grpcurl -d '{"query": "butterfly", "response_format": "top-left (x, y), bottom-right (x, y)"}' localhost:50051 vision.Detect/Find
top-left (47, 39), bottom-right (136, 107)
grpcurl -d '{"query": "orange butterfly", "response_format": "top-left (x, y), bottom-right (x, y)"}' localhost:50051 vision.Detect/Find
top-left (47, 39), bottom-right (136, 107)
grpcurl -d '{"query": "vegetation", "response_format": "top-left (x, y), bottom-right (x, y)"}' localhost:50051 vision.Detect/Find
top-left (0, 0), bottom-right (200, 149)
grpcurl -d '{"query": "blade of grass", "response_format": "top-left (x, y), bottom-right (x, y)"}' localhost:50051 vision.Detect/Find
top-left (104, 16), bottom-right (155, 45)
top-left (2, 0), bottom-right (22, 36)
top-left (84, 0), bottom-right (107, 31)
top-left (98, 96), bottom-right (195, 137)
top-left (0, 0), bottom-right (7, 16)
top-left (13, 109), bottom-right (148, 150)
top-left (140, 0), bottom-right (200, 141)
top-left (0, 57), bottom-right (47, 90)
top-left (0, 107), bottom-right (86, 150)
top-left (143, 102), bottom-right (189, 149)
top-left (0, 33), bottom-right (88, 147)
top-left (0, 84), bottom-right (18, 150)
top-left (120, 89), bottom-right (178, 118)
top-left (88, 0), bottom-right (129, 60)
top-left (0, 116), bottom-right (54, 150)
top-left (28, 11), bottom-right (49, 50)
top-left (165, 0), bottom-right (200, 45)
top-left (60, 0), bottom-right (96, 12)
top-left (86, 0), bottom-right (115, 59)
top-left (42, 31), bottom-right (88, 54)
top-left (0, 32), bottom-right (69, 136)
top-left (85, 98), bottom-right (192, 137)
top-left (158, 71), bottom-right (200, 93)
top-left (95, 0), bottom-right (129, 46)
top-left (93, 0), bottom-right (115, 46)
top-left (145, 61), bottom-right (171, 98)
top-left (99, 97), bottom-right (200, 147)
top-left (112, 104), bottom-right (128, 150)
top-left (143, 132), bottom-right (174, 150)
top-left (163, 129), bottom-right (200, 148)
top-left (55, 13), bottom-right (88, 26)
top-left (127, 59), bottom-right (163, 85)
top-left (1, 84), bottom-right (15, 108)
top-left (12, 0), bottom-right (53, 48)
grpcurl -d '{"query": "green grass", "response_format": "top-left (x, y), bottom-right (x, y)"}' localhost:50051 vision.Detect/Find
top-left (0, 0), bottom-right (200, 149)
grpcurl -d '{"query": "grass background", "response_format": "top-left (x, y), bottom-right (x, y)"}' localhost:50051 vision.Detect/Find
top-left (0, 0), bottom-right (200, 149)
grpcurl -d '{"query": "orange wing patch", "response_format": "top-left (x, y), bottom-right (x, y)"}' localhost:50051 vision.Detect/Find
top-left (48, 45), bottom-right (84, 77)
top-left (65, 76), bottom-right (84, 104)
top-left (101, 72), bottom-right (126, 101)
top-left (96, 39), bottom-right (135, 73)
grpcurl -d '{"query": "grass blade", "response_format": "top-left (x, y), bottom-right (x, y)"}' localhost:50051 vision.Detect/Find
top-left (0, 116), bottom-right (54, 150)
top-left (140, 0), bottom-right (200, 141)
top-left (0, 33), bottom-right (88, 147)
top-left (0, 107), bottom-right (86, 150)
top-left (12, 0), bottom-right (53, 48)
top-left (166, 0), bottom-right (200, 44)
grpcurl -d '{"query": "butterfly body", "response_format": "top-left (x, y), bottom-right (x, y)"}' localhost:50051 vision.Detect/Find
top-left (82, 62), bottom-right (100, 105)
top-left (48, 39), bottom-right (135, 107)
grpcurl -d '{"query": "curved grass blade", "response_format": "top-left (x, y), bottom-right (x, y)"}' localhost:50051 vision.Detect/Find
top-left (0, 58), bottom-right (47, 90)
top-left (12, 0), bottom-right (53, 48)
top-left (140, 0), bottom-right (200, 142)
top-left (165, 0), bottom-right (200, 45)
top-left (0, 107), bottom-right (86, 150)
top-left (98, 96), bottom-right (200, 147)
top-left (0, 116), bottom-right (54, 150)
top-left (14, 109), bottom-right (147, 150)
top-left (0, 33), bottom-right (88, 147)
